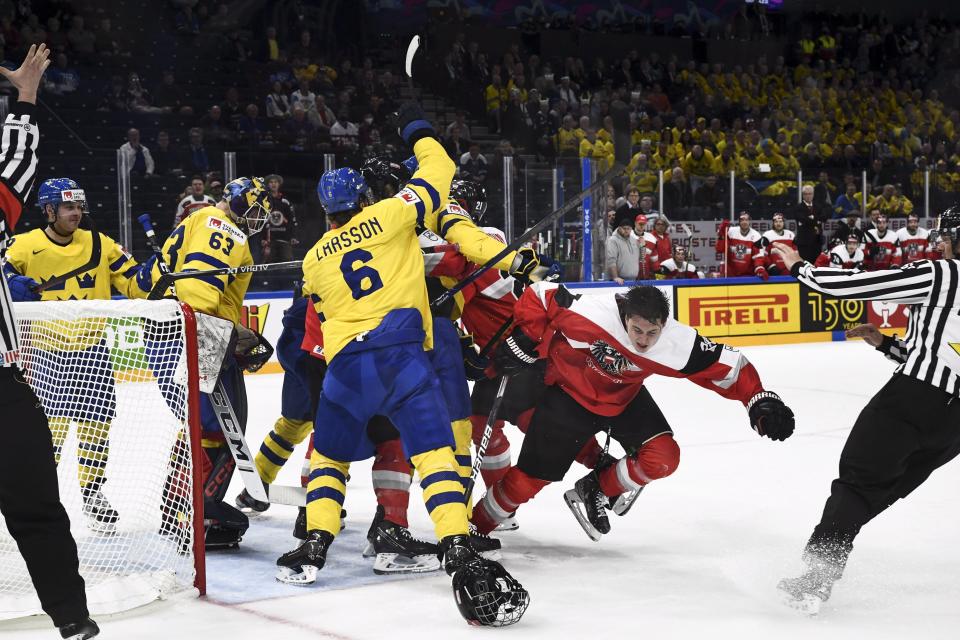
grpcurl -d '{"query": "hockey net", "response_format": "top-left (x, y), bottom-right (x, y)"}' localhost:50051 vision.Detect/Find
top-left (0, 299), bottom-right (205, 620)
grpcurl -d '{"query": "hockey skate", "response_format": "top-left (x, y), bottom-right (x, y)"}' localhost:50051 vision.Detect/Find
top-left (494, 513), bottom-right (519, 532)
top-left (276, 530), bottom-right (334, 585)
top-left (469, 524), bottom-right (502, 561)
top-left (777, 555), bottom-right (843, 615)
top-left (564, 470), bottom-right (611, 541)
top-left (610, 486), bottom-right (644, 516)
top-left (361, 506), bottom-right (440, 574)
top-left (235, 485), bottom-right (270, 515)
top-left (81, 487), bottom-right (118, 534)
top-left (59, 617), bottom-right (100, 639)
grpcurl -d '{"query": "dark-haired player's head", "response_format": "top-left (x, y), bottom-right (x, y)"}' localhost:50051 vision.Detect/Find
top-left (620, 286), bottom-right (670, 353)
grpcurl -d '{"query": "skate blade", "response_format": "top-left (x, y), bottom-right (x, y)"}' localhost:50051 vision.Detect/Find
top-left (276, 564), bottom-right (319, 585)
top-left (494, 516), bottom-right (519, 532)
top-left (611, 487), bottom-right (643, 516)
top-left (563, 489), bottom-right (602, 542)
top-left (361, 542), bottom-right (375, 558)
top-left (372, 552), bottom-right (441, 575)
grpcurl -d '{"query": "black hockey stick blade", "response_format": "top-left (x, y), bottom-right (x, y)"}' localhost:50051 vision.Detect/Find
top-left (34, 215), bottom-right (102, 292)
top-left (148, 260), bottom-right (304, 300)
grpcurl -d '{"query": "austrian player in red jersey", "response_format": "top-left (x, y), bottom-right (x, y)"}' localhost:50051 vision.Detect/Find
top-left (718, 211), bottom-right (764, 278)
top-left (758, 212), bottom-right (797, 277)
top-left (470, 283), bottom-right (795, 540)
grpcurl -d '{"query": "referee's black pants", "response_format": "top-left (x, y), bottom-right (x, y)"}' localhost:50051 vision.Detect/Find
top-left (806, 374), bottom-right (960, 569)
top-left (0, 367), bottom-right (88, 626)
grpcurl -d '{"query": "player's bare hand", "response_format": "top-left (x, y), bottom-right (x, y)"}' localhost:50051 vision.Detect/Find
top-left (846, 323), bottom-right (883, 347)
top-left (771, 243), bottom-right (803, 271)
top-left (0, 44), bottom-right (51, 104)
top-left (613, 277), bottom-right (625, 285)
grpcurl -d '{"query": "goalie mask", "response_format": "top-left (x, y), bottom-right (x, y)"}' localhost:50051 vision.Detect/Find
top-left (223, 176), bottom-right (272, 236)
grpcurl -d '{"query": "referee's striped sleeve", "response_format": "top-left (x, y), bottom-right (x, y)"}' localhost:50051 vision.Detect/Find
top-left (792, 260), bottom-right (934, 304)
top-left (0, 102), bottom-right (40, 236)
top-left (876, 334), bottom-right (909, 365)
top-left (1, 101), bottom-right (39, 361)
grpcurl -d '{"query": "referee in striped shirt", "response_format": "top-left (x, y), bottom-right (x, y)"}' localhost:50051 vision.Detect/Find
top-left (1, 45), bottom-right (99, 638)
top-left (771, 210), bottom-right (960, 614)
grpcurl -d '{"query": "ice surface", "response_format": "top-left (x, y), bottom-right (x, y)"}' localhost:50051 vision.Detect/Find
top-left (4, 341), bottom-right (960, 639)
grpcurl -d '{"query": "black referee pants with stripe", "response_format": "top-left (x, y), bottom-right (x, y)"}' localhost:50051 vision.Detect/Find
top-left (0, 367), bottom-right (88, 626)
top-left (806, 373), bottom-right (960, 569)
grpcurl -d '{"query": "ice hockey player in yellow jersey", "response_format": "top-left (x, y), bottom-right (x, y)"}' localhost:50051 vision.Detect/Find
top-left (279, 102), bottom-right (529, 627)
top-left (141, 176), bottom-right (273, 549)
top-left (3, 178), bottom-right (144, 532)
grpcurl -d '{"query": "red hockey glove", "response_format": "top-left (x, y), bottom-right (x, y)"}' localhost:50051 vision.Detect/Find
top-left (755, 265), bottom-right (769, 281)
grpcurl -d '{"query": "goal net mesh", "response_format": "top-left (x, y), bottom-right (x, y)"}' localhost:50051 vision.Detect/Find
top-left (0, 299), bottom-right (201, 620)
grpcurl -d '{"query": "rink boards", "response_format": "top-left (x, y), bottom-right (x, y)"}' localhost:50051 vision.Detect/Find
top-left (237, 276), bottom-right (912, 374)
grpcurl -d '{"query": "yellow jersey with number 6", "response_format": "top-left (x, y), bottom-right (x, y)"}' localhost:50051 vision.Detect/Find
top-left (152, 206), bottom-right (253, 324)
top-left (302, 138), bottom-right (456, 362)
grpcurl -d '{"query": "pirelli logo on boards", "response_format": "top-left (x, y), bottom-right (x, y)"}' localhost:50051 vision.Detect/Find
top-left (676, 284), bottom-right (801, 337)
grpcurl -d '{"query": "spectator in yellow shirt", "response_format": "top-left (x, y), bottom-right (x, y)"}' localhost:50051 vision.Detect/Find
top-left (682, 144), bottom-right (716, 179)
top-left (579, 128), bottom-right (612, 170)
top-left (874, 184), bottom-right (914, 217)
top-left (713, 144), bottom-right (747, 177)
top-left (554, 115), bottom-right (579, 157)
top-left (574, 115), bottom-right (591, 142)
top-left (484, 74), bottom-right (507, 134)
top-left (626, 153), bottom-right (659, 194)
top-left (651, 140), bottom-right (677, 171)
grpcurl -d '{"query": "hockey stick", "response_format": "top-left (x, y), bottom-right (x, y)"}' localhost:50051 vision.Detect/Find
top-left (463, 374), bottom-right (510, 504)
top-left (147, 260), bottom-right (303, 300)
top-left (208, 377), bottom-right (269, 503)
top-left (432, 100), bottom-right (633, 309)
top-left (404, 35), bottom-right (420, 93)
top-left (138, 213), bottom-right (270, 503)
top-left (32, 215), bottom-right (102, 292)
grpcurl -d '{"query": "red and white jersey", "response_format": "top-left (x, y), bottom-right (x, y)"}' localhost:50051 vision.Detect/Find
top-left (864, 228), bottom-right (902, 270)
top-left (641, 231), bottom-right (672, 276)
top-left (175, 194), bottom-right (216, 227)
top-left (814, 244), bottom-right (864, 269)
top-left (420, 226), bottom-right (520, 349)
top-left (513, 282), bottom-right (765, 417)
top-left (759, 228), bottom-right (796, 274)
top-left (658, 258), bottom-right (701, 279)
top-left (722, 226), bottom-right (763, 276)
top-left (896, 227), bottom-right (935, 264)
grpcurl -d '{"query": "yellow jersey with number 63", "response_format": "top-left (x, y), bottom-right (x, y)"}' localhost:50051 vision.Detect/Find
top-left (302, 138), bottom-right (457, 362)
top-left (153, 206), bottom-right (252, 324)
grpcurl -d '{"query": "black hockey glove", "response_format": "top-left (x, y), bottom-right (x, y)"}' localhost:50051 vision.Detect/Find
top-left (493, 328), bottom-right (540, 376)
top-left (747, 391), bottom-right (795, 441)
top-left (509, 248), bottom-right (561, 284)
top-left (234, 326), bottom-right (275, 373)
top-left (460, 333), bottom-right (490, 381)
top-left (396, 101), bottom-right (435, 146)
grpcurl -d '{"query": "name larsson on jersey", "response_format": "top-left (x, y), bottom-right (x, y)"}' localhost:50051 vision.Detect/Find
top-left (317, 217), bottom-right (384, 257)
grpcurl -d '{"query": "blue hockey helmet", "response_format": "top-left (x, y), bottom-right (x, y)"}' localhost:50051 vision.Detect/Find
top-left (37, 178), bottom-right (87, 218)
top-left (222, 176), bottom-right (271, 236)
top-left (317, 168), bottom-right (369, 216)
